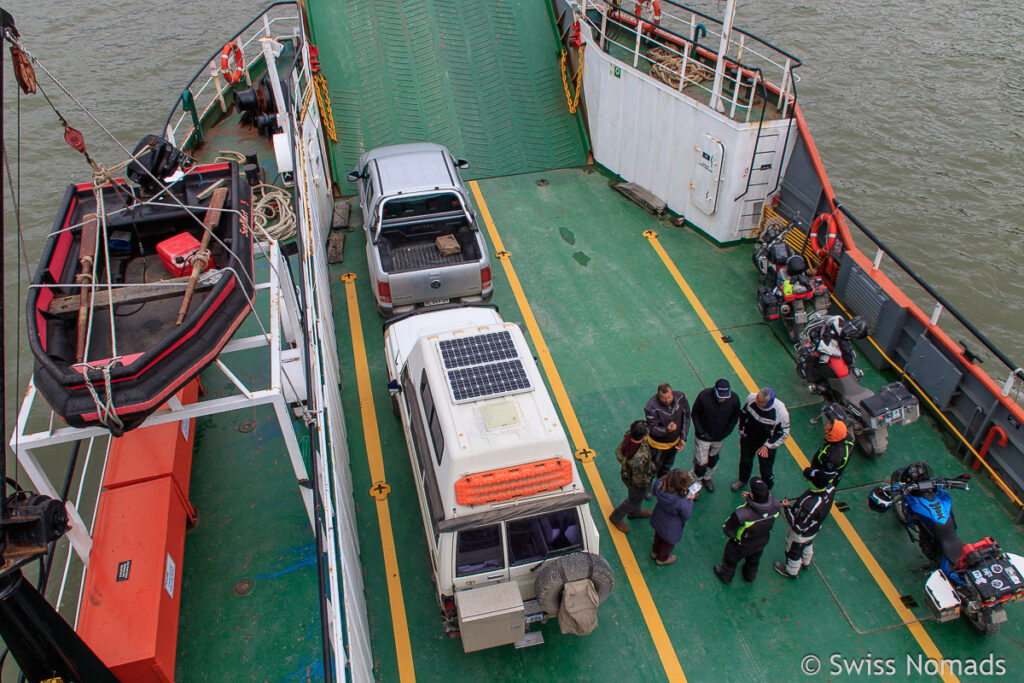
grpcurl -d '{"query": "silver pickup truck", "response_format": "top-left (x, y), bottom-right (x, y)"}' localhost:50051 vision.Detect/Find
top-left (347, 143), bottom-right (493, 316)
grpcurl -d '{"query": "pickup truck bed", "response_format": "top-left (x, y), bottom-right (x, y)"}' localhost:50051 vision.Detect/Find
top-left (377, 214), bottom-right (481, 274)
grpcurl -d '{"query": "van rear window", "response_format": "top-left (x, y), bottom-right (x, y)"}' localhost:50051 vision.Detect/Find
top-left (455, 525), bottom-right (503, 577)
top-left (507, 509), bottom-right (583, 565)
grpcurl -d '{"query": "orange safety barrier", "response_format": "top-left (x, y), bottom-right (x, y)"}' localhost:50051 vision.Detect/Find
top-left (455, 458), bottom-right (574, 506)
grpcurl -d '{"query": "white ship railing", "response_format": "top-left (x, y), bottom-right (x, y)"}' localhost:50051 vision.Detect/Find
top-left (578, 0), bottom-right (800, 121)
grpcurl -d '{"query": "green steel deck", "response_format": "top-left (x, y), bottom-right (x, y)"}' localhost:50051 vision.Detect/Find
top-left (176, 269), bottom-right (323, 682)
top-left (172, 2), bottom-right (1024, 681)
top-left (331, 165), bottom-right (1024, 681)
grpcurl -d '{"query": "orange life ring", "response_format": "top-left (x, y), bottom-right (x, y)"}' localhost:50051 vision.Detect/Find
top-left (810, 212), bottom-right (838, 256)
top-left (220, 42), bottom-right (245, 84)
top-left (635, 0), bottom-right (662, 32)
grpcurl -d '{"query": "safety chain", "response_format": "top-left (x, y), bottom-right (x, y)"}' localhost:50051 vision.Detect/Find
top-left (313, 73), bottom-right (338, 142)
top-left (559, 45), bottom-right (585, 114)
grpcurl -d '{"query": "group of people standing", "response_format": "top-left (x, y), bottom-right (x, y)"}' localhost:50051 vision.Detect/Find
top-left (609, 380), bottom-right (854, 582)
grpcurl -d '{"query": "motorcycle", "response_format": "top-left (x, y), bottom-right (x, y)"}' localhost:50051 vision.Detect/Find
top-left (752, 224), bottom-right (830, 341)
top-left (795, 311), bottom-right (919, 458)
top-left (868, 462), bottom-right (1024, 636)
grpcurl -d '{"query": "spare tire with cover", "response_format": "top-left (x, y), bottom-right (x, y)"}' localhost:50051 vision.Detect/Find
top-left (534, 552), bottom-right (614, 635)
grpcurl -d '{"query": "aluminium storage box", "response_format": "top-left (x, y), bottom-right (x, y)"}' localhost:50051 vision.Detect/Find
top-left (455, 581), bottom-right (526, 652)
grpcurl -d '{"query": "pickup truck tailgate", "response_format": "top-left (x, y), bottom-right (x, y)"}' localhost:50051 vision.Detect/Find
top-left (391, 261), bottom-right (482, 306)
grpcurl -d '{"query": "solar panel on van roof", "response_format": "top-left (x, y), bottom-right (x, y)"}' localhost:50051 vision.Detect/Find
top-left (439, 330), bottom-right (518, 368)
top-left (439, 330), bottom-right (532, 402)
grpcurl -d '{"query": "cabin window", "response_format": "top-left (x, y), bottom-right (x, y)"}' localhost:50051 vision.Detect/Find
top-left (455, 524), bottom-right (504, 577)
top-left (420, 371), bottom-right (444, 465)
top-left (403, 371), bottom-right (443, 531)
top-left (507, 509), bottom-right (583, 566)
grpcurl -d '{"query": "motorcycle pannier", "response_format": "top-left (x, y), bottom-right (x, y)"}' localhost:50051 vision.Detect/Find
top-left (964, 555), bottom-right (1024, 605)
top-left (756, 286), bottom-right (781, 321)
top-left (859, 382), bottom-right (920, 428)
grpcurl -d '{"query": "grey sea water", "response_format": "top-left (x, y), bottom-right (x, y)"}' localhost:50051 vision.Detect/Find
top-left (2, 0), bottom-right (1022, 462)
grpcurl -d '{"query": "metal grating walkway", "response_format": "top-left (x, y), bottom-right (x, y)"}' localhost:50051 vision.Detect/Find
top-left (305, 0), bottom-right (588, 188)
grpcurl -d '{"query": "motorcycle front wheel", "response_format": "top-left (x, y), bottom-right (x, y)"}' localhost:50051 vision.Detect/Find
top-left (965, 604), bottom-right (1002, 637)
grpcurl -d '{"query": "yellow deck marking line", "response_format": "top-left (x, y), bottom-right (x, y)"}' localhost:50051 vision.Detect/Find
top-left (470, 182), bottom-right (686, 682)
top-left (644, 232), bottom-right (956, 683)
top-left (342, 273), bottom-right (415, 683)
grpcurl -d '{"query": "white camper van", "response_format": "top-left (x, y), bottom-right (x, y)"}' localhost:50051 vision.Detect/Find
top-left (383, 305), bottom-right (612, 651)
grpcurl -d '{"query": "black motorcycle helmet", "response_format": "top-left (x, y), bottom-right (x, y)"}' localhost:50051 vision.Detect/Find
top-left (786, 254), bottom-right (807, 276)
top-left (867, 486), bottom-right (894, 512)
top-left (840, 316), bottom-right (869, 340)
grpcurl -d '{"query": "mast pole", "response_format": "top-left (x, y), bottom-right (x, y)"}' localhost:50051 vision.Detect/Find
top-left (708, 0), bottom-right (738, 113)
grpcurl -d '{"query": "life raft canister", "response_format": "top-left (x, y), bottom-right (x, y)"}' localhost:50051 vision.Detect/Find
top-left (220, 41), bottom-right (245, 84)
top-left (810, 212), bottom-right (838, 256)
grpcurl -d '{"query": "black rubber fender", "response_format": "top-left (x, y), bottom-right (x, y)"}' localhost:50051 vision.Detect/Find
top-left (535, 552), bottom-right (614, 616)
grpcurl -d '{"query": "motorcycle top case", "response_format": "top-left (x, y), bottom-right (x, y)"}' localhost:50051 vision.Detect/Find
top-left (859, 382), bottom-right (920, 427)
top-left (964, 556), bottom-right (1024, 604)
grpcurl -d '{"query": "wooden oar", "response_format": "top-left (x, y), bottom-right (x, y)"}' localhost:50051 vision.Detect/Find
top-left (75, 213), bottom-right (98, 363)
top-left (176, 187), bottom-right (228, 325)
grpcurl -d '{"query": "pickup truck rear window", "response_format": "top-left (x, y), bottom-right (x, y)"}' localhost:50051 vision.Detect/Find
top-left (382, 192), bottom-right (462, 219)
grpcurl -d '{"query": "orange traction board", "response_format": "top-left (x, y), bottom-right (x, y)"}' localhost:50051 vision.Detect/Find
top-left (455, 458), bottom-right (573, 506)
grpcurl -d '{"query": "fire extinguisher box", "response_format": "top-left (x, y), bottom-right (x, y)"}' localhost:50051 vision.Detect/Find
top-left (78, 477), bottom-right (186, 683)
top-left (103, 380), bottom-right (198, 503)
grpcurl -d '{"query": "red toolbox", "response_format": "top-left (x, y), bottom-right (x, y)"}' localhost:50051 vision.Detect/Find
top-left (78, 477), bottom-right (186, 683)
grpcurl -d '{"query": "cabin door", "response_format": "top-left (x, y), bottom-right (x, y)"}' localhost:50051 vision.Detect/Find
top-left (691, 132), bottom-right (724, 215)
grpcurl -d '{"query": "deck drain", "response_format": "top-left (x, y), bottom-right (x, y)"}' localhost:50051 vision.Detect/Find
top-left (536, 178), bottom-right (548, 186)
top-left (237, 420), bottom-right (255, 433)
top-left (900, 595), bottom-right (918, 609)
top-left (835, 501), bottom-right (850, 513)
top-left (234, 578), bottom-right (255, 596)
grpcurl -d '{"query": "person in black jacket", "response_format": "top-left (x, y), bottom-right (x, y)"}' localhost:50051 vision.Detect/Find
top-left (713, 478), bottom-right (780, 584)
top-left (773, 470), bottom-right (837, 579)
top-left (644, 383), bottom-right (691, 478)
top-left (690, 378), bottom-right (741, 493)
top-left (731, 387), bottom-right (790, 491)
top-left (804, 418), bottom-right (854, 487)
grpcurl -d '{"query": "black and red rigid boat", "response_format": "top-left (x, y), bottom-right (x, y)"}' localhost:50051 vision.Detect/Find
top-left (27, 150), bottom-right (254, 434)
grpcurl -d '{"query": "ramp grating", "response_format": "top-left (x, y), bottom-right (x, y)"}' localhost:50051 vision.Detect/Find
top-left (306, 0), bottom-right (588, 189)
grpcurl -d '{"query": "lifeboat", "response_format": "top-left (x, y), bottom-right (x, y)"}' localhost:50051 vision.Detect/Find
top-left (26, 155), bottom-right (254, 434)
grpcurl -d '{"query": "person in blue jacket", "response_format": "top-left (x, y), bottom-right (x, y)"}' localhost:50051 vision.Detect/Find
top-left (650, 468), bottom-right (699, 566)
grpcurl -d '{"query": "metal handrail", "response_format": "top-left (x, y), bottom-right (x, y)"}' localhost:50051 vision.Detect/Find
top-left (834, 201), bottom-right (1024, 385)
top-left (581, 0), bottom-right (796, 122)
top-left (162, 2), bottom-right (301, 146)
